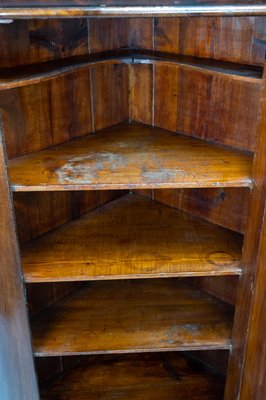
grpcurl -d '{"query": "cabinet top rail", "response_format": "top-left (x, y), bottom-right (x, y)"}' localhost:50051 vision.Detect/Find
top-left (0, 3), bottom-right (266, 18)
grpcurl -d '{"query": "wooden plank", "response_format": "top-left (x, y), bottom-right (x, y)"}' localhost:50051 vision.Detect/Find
top-left (129, 63), bottom-right (153, 124)
top-left (0, 19), bottom-right (89, 69)
top-left (91, 63), bottom-right (129, 131)
top-left (41, 353), bottom-right (225, 400)
top-left (189, 276), bottom-right (239, 306)
top-left (153, 63), bottom-right (261, 151)
top-left (0, 3), bottom-right (266, 18)
top-left (0, 50), bottom-right (261, 91)
top-left (22, 194), bottom-right (242, 282)
top-left (239, 210), bottom-right (266, 399)
top-left (154, 188), bottom-right (249, 234)
top-left (0, 117), bottom-right (39, 399)
top-left (31, 279), bottom-right (233, 356)
top-left (89, 18), bottom-right (130, 53)
top-left (224, 61), bottom-right (266, 400)
top-left (0, 69), bottom-right (93, 158)
top-left (154, 17), bottom-right (266, 66)
top-left (8, 122), bottom-right (253, 191)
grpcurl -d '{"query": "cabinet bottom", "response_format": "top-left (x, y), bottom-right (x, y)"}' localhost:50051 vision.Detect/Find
top-left (40, 352), bottom-right (225, 399)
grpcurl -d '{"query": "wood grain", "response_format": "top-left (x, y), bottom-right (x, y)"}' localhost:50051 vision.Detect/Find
top-left (129, 63), bottom-right (153, 124)
top-left (0, 19), bottom-right (89, 69)
top-left (0, 50), bottom-right (260, 91)
top-left (153, 62), bottom-right (261, 151)
top-left (8, 122), bottom-right (253, 191)
top-left (31, 279), bottom-right (234, 356)
top-left (91, 63), bottom-right (129, 131)
top-left (41, 353), bottom-right (225, 400)
top-left (154, 188), bottom-right (249, 234)
top-left (0, 69), bottom-right (93, 158)
top-left (22, 194), bottom-right (242, 282)
top-left (154, 17), bottom-right (266, 66)
top-left (224, 61), bottom-right (266, 400)
top-left (0, 117), bottom-right (39, 400)
top-left (189, 276), bottom-right (239, 306)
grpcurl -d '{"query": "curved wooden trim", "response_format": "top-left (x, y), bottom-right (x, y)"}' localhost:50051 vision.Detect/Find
top-left (0, 5), bottom-right (266, 18)
top-left (0, 49), bottom-right (262, 91)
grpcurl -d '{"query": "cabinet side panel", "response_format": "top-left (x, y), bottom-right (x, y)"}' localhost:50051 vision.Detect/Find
top-left (0, 117), bottom-right (39, 400)
top-left (225, 61), bottom-right (266, 400)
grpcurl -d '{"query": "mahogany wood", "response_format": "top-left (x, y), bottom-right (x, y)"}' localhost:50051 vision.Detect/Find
top-left (0, 118), bottom-right (39, 400)
top-left (0, 17), bottom-right (265, 68)
top-left (153, 17), bottom-right (266, 66)
top-left (31, 279), bottom-right (233, 356)
top-left (0, 50), bottom-right (261, 90)
top-left (153, 188), bottom-right (249, 234)
top-left (0, 12), bottom-right (265, 400)
top-left (224, 61), bottom-right (266, 400)
top-left (21, 194), bottom-right (242, 282)
top-left (41, 353), bottom-right (225, 400)
top-left (8, 122), bottom-right (253, 191)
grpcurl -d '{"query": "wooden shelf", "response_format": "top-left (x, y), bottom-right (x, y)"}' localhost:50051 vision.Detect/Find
top-left (9, 123), bottom-right (253, 191)
top-left (41, 352), bottom-right (225, 400)
top-left (31, 279), bottom-right (233, 356)
top-left (0, 50), bottom-right (261, 90)
top-left (1, 2), bottom-right (266, 19)
top-left (22, 194), bottom-right (243, 283)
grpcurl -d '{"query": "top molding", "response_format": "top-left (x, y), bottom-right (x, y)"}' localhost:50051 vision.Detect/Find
top-left (0, 3), bottom-right (266, 18)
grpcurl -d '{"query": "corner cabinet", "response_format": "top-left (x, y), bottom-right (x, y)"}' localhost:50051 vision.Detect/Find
top-left (0, 3), bottom-right (266, 399)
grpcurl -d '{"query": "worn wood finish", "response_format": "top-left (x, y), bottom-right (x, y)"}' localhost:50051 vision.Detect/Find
top-left (224, 62), bottom-right (266, 400)
top-left (31, 279), bottom-right (233, 356)
top-left (21, 194), bottom-right (242, 282)
top-left (8, 122), bottom-right (253, 191)
top-left (41, 352), bottom-right (225, 400)
top-left (0, 3), bottom-right (266, 19)
top-left (0, 118), bottom-right (39, 400)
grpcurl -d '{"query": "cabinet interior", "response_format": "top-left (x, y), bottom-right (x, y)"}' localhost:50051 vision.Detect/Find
top-left (0, 15), bottom-right (264, 399)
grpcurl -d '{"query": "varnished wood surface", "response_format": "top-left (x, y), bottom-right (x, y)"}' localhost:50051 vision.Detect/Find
top-left (0, 18), bottom-right (264, 70)
top-left (8, 123), bottom-right (253, 191)
top-left (22, 194), bottom-right (242, 282)
top-left (0, 2), bottom-right (266, 18)
top-left (0, 49), bottom-right (262, 91)
top-left (1, 18), bottom-right (264, 69)
top-left (0, 63), bottom-right (128, 159)
top-left (32, 279), bottom-right (233, 356)
top-left (0, 118), bottom-right (39, 399)
top-left (225, 62), bottom-right (266, 400)
top-left (153, 188), bottom-right (249, 234)
top-left (130, 62), bottom-right (261, 152)
top-left (41, 353), bottom-right (225, 400)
